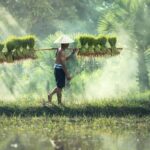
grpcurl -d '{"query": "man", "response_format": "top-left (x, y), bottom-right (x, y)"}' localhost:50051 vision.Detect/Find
top-left (48, 35), bottom-right (77, 105)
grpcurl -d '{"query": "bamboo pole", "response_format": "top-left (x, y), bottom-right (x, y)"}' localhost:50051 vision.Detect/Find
top-left (35, 48), bottom-right (75, 51)
top-left (0, 48), bottom-right (123, 64)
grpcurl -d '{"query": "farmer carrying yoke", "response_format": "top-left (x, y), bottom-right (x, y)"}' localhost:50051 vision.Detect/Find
top-left (48, 35), bottom-right (78, 105)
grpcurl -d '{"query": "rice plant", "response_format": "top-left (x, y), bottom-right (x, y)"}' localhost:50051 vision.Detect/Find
top-left (0, 43), bottom-right (4, 51)
top-left (108, 37), bottom-right (117, 48)
top-left (5, 36), bottom-right (17, 62)
top-left (76, 34), bottom-right (110, 56)
top-left (96, 36), bottom-right (107, 49)
top-left (108, 37), bottom-right (118, 54)
top-left (24, 35), bottom-right (36, 58)
top-left (4, 35), bottom-right (36, 61)
top-left (94, 44), bottom-right (101, 52)
top-left (26, 35), bottom-right (36, 49)
top-left (0, 42), bottom-right (5, 62)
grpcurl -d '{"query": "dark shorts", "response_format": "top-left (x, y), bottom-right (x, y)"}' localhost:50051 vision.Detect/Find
top-left (54, 68), bottom-right (65, 88)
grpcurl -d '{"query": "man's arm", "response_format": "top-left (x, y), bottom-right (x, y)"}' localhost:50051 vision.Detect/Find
top-left (66, 48), bottom-right (78, 61)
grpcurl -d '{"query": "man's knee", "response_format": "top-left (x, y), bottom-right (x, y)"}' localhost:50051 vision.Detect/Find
top-left (57, 87), bottom-right (62, 94)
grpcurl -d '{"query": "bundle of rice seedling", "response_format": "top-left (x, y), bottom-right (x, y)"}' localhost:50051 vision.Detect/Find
top-left (108, 37), bottom-right (117, 48)
top-left (108, 37), bottom-right (119, 54)
top-left (75, 34), bottom-right (122, 57)
top-left (0, 43), bottom-right (5, 62)
top-left (6, 37), bottom-right (18, 62)
top-left (78, 35), bottom-right (88, 47)
top-left (21, 35), bottom-right (36, 58)
top-left (12, 38), bottom-right (23, 60)
top-left (27, 35), bottom-right (35, 49)
top-left (0, 43), bottom-right (4, 51)
top-left (5, 35), bottom-right (36, 62)
top-left (96, 36), bottom-right (107, 49)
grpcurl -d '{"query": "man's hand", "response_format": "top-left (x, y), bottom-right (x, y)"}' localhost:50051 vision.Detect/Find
top-left (72, 48), bottom-right (79, 54)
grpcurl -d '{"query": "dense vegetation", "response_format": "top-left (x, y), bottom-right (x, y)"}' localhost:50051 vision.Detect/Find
top-left (98, 0), bottom-right (150, 91)
top-left (0, 0), bottom-right (113, 38)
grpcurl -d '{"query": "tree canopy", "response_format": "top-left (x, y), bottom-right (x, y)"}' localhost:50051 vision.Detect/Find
top-left (0, 0), bottom-right (113, 38)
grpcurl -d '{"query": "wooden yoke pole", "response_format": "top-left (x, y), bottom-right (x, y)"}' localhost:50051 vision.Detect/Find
top-left (35, 48), bottom-right (76, 51)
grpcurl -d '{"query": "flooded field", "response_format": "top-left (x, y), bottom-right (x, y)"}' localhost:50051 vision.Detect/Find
top-left (1, 130), bottom-right (150, 150)
top-left (0, 98), bottom-right (150, 150)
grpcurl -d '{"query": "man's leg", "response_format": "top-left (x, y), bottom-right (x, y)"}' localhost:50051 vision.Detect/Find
top-left (56, 87), bottom-right (62, 104)
top-left (48, 87), bottom-right (57, 103)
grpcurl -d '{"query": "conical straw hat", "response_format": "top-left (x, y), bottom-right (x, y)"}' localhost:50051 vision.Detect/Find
top-left (54, 35), bottom-right (74, 44)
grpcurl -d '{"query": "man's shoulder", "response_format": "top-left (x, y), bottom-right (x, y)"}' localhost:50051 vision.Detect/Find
top-left (58, 49), bottom-right (65, 55)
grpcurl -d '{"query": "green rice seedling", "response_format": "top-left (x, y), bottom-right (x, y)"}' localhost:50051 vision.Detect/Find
top-left (0, 43), bottom-right (5, 62)
top-left (26, 35), bottom-right (36, 49)
top-left (20, 37), bottom-right (28, 49)
top-left (76, 40), bottom-right (81, 49)
top-left (88, 45), bottom-right (95, 53)
top-left (5, 37), bottom-right (17, 62)
top-left (85, 35), bottom-right (95, 47)
top-left (6, 36), bottom-right (27, 61)
top-left (84, 43), bottom-right (89, 51)
top-left (80, 47), bottom-right (86, 54)
top-left (25, 35), bottom-right (36, 58)
top-left (93, 37), bottom-right (99, 47)
top-left (6, 37), bottom-right (22, 52)
top-left (79, 35), bottom-right (87, 47)
top-left (75, 35), bottom-right (87, 54)
top-left (97, 36), bottom-right (107, 48)
top-left (96, 36), bottom-right (108, 53)
top-left (6, 37), bottom-right (16, 53)
top-left (12, 38), bottom-right (24, 60)
top-left (77, 35), bottom-right (96, 54)
top-left (18, 35), bottom-right (35, 58)
top-left (94, 44), bottom-right (101, 52)
top-left (0, 43), bottom-right (4, 51)
top-left (108, 37), bottom-right (118, 54)
top-left (20, 37), bottom-right (30, 58)
top-left (108, 37), bottom-right (117, 48)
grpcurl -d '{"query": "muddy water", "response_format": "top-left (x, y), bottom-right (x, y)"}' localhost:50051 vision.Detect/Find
top-left (0, 131), bottom-right (150, 150)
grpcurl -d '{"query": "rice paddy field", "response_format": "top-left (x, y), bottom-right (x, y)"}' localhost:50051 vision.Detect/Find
top-left (0, 92), bottom-right (150, 150)
top-left (1, 0), bottom-right (150, 150)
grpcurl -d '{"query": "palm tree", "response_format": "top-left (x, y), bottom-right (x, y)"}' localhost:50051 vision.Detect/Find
top-left (98, 0), bottom-right (150, 91)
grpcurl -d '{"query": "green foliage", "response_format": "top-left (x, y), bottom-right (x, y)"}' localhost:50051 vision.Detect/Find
top-left (1, 0), bottom-right (112, 37)
top-left (96, 36), bottom-right (107, 48)
top-left (1, 35), bottom-right (36, 62)
top-left (75, 34), bottom-right (118, 55)
top-left (97, 0), bottom-right (150, 90)
top-left (6, 36), bottom-right (20, 52)
top-left (0, 43), bottom-right (4, 51)
top-left (108, 37), bottom-right (117, 48)
top-left (20, 37), bottom-right (28, 49)
top-left (78, 35), bottom-right (89, 46)
top-left (26, 35), bottom-right (36, 49)
top-left (0, 42), bottom-right (5, 62)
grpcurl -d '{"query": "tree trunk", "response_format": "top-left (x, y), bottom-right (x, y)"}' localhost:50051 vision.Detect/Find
top-left (137, 45), bottom-right (150, 91)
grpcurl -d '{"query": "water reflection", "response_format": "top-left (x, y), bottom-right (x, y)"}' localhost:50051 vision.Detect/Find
top-left (0, 132), bottom-right (150, 150)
